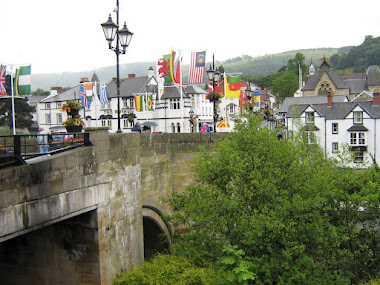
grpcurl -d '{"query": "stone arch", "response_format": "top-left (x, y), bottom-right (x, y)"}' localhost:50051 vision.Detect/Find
top-left (142, 206), bottom-right (171, 260)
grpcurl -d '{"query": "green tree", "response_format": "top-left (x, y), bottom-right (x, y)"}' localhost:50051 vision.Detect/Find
top-left (32, 88), bottom-right (50, 96)
top-left (167, 115), bottom-right (380, 285)
top-left (0, 97), bottom-right (35, 129)
top-left (271, 71), bottom-right (299, 103)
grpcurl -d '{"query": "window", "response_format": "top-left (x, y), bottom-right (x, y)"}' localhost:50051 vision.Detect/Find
top-left (228, 105), bottom-right (235, 114)
top-left (353, 112), bottom-right (363, 124)
top-left (102, 103), bottom-right (111, 109)
top-left (169, 99), bottom-right (180, 110)
top-left (332, 142), bottom-right (339, 153)
top-left (354, 151), bottom-right (364, 163)
top-left (350, 132), bottom-right (366, 145)
top-left (45, 103), bottom-right (51, 109)
top-left (305, 112), bottom-right (314, 124)
top-left (304, 131), bottom-right (316, 144)
top-left (56, 113), bottom-right (62, 124)
top-left (45, 114), bottom-right (51, 124)
top-left (332, 123), bottom-right (338, 134)
top-left (57, 102), bottom-right (62, 109)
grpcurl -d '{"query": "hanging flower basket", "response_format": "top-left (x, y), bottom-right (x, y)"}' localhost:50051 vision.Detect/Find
top-left (61, 100), bottom-right (83, 113)
top-left (63, 115), bottom-right (85, 133)
top-left (206, 91), bottom-right (224, 102)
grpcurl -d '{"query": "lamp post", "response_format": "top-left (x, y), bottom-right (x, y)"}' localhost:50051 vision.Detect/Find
top-left (206, 54), bottom-right (224, 133)
top-left (245, 82), bottom-right (253, 114)
top-left (101, 0), bottom-right (133, 133)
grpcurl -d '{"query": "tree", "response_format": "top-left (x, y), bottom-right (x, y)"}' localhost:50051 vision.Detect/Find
top-left (0, 97), bottom-right (35, 129)
top-left (167, 115), bottom-right (380, 284)
top-left (271, 71), bottom-right (299, 103)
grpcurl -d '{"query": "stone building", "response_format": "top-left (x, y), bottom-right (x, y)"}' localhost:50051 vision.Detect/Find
top-left (301, 57), bottom-right (380, 101)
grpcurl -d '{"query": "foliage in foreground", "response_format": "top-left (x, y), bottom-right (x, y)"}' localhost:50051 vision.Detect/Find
top-left (166, 115), bottom-right (380, 285)
top-left (112, 254), bottom-right (227, 285)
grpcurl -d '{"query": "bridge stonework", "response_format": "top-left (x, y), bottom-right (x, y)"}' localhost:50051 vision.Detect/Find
top-left (0, 128), bottom-right (227, 284)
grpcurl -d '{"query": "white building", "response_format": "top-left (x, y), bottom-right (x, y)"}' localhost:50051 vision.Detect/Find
top-left (35, 68), bottom-right (211, 134)
top-left (285, 93), bottom-right (380, 168)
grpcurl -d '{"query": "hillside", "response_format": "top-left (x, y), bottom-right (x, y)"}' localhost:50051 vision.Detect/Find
top-left (31, 48), bottom-right (343, 91)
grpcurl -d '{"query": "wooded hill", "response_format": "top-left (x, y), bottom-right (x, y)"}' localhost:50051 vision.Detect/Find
top-left (32, 35), bottom-right (380, 92)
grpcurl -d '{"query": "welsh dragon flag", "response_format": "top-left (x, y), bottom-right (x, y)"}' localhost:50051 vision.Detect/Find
top-left (157, 50), bottom-right (181, 84)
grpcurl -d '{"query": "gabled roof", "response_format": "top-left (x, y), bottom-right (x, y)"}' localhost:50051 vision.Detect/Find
top-left (160, 83), bottom-right (195, 99)
top-left (302, 64), bottom-right (348, 91)
top-left (279, 95), bottom-right (347, 113)
top-left (344, 78), bottom-right (367, 94)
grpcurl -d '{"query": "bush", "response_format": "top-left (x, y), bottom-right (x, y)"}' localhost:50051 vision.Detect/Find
top-left (113, 254), bottom-right (227, 285)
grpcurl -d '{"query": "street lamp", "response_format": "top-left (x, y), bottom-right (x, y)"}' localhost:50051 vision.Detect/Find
top-left (206, 54), bottom-right (223, 132)
top-left (101, 0), bottom-right (133, 133)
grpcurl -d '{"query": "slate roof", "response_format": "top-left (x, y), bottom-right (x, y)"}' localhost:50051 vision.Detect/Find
top-left (40, 86), bottom-right (81, 102)
top-left (344, 79), bottom-right (367, 94)
top-left (279, 95), bottom-right (348, 114)
top-left (302, 60), bottom-right (348, 91)
top-left (107, 76), bottom-right (157, 98)
top-left (286, 101), bottom-right (380, 120)
top-left (160, 83), bottom-right (196, 99)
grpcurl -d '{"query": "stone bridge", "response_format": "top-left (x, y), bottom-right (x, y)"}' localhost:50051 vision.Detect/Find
top-left (0, 128), bottom-right (227, 284)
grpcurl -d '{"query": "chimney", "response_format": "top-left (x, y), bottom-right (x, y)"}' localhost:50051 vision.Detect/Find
top-left (148, 66), bottom-right (154, 78)
top-left (373, 92), bottom-right (380, 106)
top-left (327, 92), bottom-right (333, 107)
top-left (128, 74), bottom-right (136, 78)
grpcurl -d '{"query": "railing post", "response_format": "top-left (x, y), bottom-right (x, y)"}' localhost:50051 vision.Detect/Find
top-left (84, 133), bottom-right (93, 146)
top-left (14, 135), bottom-right (21, 156)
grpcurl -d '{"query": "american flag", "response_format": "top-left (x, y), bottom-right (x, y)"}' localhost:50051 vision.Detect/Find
top-left (188, 51), bottom-right (206, 84)
top-left (80, 84), bottom-right (87, 107)
top-left (0, 65), bottom-right (7, 95)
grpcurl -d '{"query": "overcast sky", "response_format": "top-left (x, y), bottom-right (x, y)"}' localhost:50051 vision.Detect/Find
top-left (2, 0), bottom-right (380, 74)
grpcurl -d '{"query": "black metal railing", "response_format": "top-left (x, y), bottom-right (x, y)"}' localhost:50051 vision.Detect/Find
top-left (0, 132), bottom-right (92, 169)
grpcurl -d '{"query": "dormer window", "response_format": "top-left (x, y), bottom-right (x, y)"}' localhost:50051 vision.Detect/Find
top-left (305, 112), bottom-right (315, 124)
top-left (353, 112), bottom-right (363, 124)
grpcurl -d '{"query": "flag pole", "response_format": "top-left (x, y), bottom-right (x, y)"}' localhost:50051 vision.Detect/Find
top-left (9, 65), bottom-right (16, 135)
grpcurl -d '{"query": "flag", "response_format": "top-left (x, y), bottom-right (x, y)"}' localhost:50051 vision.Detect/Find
top-left (157, 54), bottom-right (172, 83)
top-left (239, 89), bottom-right (247, 109)
top-left (134, 95), bottom-right (143, 112)
top-left (170, 50), bottom-right (182, 84)
top-left (188, 51), bottom-right (206, 84)
top-left (147, 94), bottom-right (156, 111)
top-left (99, 83), bottom-right (109, 104)
top-left (85, 83), bottom-right (93, 106)
top-left (0, 65), bottom-right (6, 95)
top-left (225, 75), bottom-right (241, 99)
top-left (157, 50), bottom-right (182, 84)
top-left (15, 65), bottom-right (31, 95)
top-left (80, 84), bottom-right (87, 107)
top-left (254, 91), bottom-right (260, 107)
top-left (208, 80), bottom-right (220, 92)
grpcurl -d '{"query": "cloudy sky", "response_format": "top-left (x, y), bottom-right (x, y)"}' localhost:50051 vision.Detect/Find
top-left (2, 0), bottom-right (380, 74)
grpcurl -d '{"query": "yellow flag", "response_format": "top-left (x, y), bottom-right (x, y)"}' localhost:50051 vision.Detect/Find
top-left (225, 78), bottom-right (241, 99)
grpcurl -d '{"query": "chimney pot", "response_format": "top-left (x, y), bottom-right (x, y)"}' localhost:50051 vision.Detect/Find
top-left (327, 92), bottom-right (333, 106)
